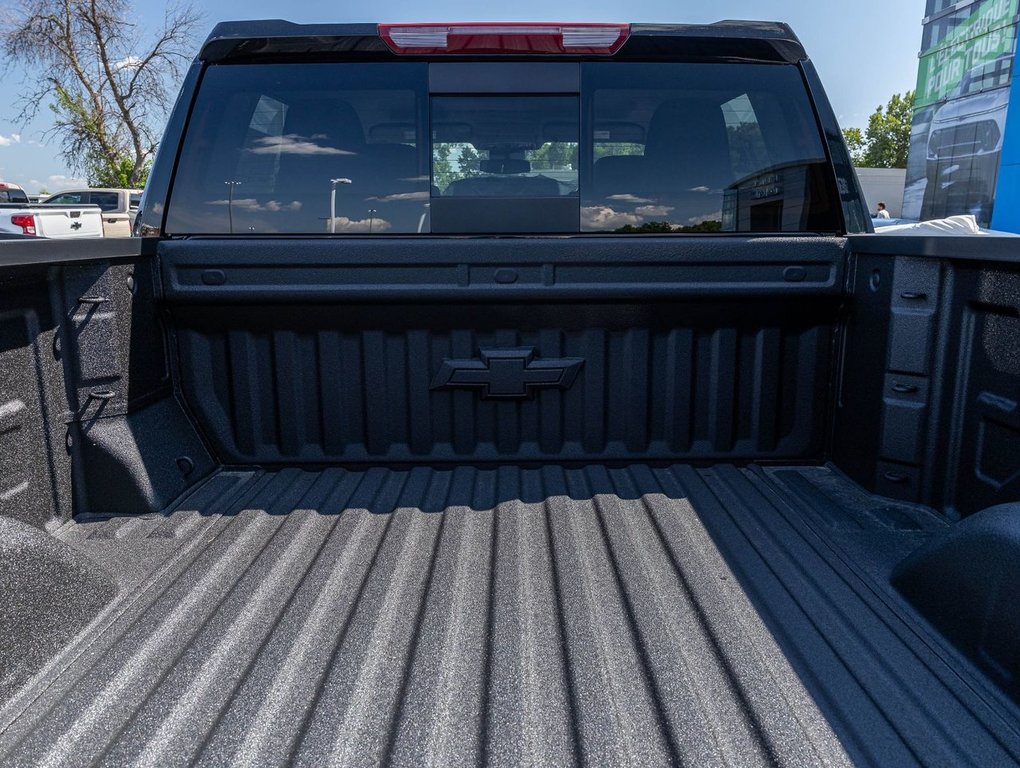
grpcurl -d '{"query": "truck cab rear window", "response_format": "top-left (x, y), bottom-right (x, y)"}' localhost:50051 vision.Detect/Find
top-left (581, 62), bottom-right (839, 233)
top-left (432, 96), bottom-right (579, 197)
top-left (0, 189), bottom-right (28, 203)
top-left (166, 61), bottom-right (840, 234)
top-left (167, 63), bottom-right (429, 235)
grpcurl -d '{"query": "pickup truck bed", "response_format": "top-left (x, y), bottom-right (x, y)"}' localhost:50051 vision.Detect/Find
top-left (0, 203), bottom-right (104, 239)
top-left (2, 462), bottom-right (1017, 767)
top-left (2, 20), bottom-right (1019, 768)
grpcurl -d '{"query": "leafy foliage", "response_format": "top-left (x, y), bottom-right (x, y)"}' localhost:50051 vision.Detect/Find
top-left (842, 127), bottom-right (866, 165)
top-left (2, 0), bottom-right (200, 188)
top-left (615, 220), bottom-right (722, 234)
top-left (432, 143), bottom-right (481, 192)
top-left (433, 141), bottom-right (583, 191)
top-left (594, 142), bottom-right (642, 161)
top-left (431, 143), bottom-right (454, 191)
top-left (842, 92), bottom-right (915, 168)
top-left (528, 141), bottom-right (578, 170)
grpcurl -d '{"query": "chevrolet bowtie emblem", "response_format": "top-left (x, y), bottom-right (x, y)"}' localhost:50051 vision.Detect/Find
top-left (430, 347), bottom-right (584, 400)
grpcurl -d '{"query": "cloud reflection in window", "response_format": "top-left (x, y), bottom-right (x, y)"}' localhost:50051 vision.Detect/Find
top-left (327, 216), bottom-right (393, 233)
top-left (246, 134), bottom-right (357, 156)
top-left (209, 198), bottom-right (304, 212)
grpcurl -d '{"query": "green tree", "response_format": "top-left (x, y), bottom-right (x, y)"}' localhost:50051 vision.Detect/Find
top-left (843, 91), bottom-right (915, 168)
top-left (431, 143), bottom-right (482, 192)
top-left (432, 143), bottom-right (454, 191)
top-left (2, 0), bottom-right (201, 188)
top-left (841, 127), bottom-right (867, 166)
top-left (459, 144), bottom-right (481, 175)
top-left (528, 142), bottom-right (578, 170)
top-left (593, 142), bottom-right (642, 161)
top-left (615, 220), bottom-right (722, 234)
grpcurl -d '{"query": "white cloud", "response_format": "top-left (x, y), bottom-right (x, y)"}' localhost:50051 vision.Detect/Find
top-left (247, 134), bottom-right (356, 156)
top-left (635, 205), bottom-right (674, 218)
top-left (114, 56), bottom-right (143, 71)
top-left (370, 191), bottom-right (429, 202)
top-left (580, 206), bottom-right (641, 230)
top-left (606, 193), bottom-right (653, 203)
top-left (688, 211), bottom-right (722, 225)
top-left (46, 174), bottom-right (88, 190)
top-left (208, 198), bottom-right (303, 212)
top-left (327, 216), bottom-right (392, 233)
top-left (0, 134), bottom-right (21, 146)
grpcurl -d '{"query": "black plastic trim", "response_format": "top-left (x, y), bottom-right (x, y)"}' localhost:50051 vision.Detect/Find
top-left (800, 61), bottom-right (870, 235)
top-left (429, 62), bottom-right (579, 92)
top-left (135, 60), bottom-right (204, 237)
top-left (198, 19), bottom-right (807, 64)
top-left (0, 238), bottom-right (152, 267)
top-left (850, 234), bottom-right (1020, 263)
top-left (160, 235), bottom-right (845, 303)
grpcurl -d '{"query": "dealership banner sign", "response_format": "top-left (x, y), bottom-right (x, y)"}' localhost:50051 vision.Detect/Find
top-left (916, 0), bottom-right (1019, 107)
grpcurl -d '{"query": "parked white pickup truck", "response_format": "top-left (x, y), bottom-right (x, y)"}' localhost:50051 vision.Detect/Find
top-left (0, 181), bottom-right (30, 204)
top-left (0, 181), bottom-right (104, 238)
top-left (43, 188), bottom-right (141, 237)
top-left (0, 202), bottom-right (104, 238)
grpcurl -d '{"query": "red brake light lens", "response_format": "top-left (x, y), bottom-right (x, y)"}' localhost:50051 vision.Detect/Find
top-left (379, 23), bottom-right (630, 55)
top-left (11, 214), bottom-right (36, 235)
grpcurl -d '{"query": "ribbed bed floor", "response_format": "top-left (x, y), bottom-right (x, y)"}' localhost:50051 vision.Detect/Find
top-left (1, 464), bottom-right (1018, 767)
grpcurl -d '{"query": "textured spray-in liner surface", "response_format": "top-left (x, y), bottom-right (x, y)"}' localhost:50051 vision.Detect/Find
top-left (0, 465), bottom-right (851, 768)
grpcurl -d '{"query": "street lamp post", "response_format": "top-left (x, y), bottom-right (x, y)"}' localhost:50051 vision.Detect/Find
top-left (330, 178), bottom-right (352, 233)
top-left (368, 208), bottom-right (377, 234)
top-left (224, 181), bottom-right (241, 234)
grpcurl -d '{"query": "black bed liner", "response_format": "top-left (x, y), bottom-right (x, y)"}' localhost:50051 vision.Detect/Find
top-left (1, 464), bottom-right (1017, 767)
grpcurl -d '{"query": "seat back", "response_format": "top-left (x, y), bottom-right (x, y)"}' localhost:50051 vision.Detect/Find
top-left (592, 155), bottom-right (645, 198)
top-left (642, 99), bottom-right (734, 196)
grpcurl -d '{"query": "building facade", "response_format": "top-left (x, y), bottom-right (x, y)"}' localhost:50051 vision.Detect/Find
top-left (902, 0), bottom-right (1019, 229)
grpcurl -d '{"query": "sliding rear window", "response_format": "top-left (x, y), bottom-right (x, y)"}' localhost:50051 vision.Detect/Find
top-left (166, 61), bottom-right (839, 234)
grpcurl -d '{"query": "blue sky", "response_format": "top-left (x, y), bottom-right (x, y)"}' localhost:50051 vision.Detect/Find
top-left (0, 1), bottom-right (924, 192)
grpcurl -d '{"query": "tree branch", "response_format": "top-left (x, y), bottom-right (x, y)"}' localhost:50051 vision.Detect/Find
top-left (0, 0), bottom-right (201, 186)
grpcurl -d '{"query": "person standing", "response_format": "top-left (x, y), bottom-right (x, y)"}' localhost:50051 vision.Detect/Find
top-left (875, 202), bottom-right (891, 219)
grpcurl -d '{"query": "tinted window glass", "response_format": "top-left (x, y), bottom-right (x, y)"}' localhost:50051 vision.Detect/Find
top-left (91, 192), bottom-right (120, 211)
top-left (0, 189), bottom-right (27, 203)
top-left (168, 61), bottom-right (837, 235)
top-left (959, 55), bottom-right (1013, 96)
top-left (45, 192), bottom-right (86, 205)
top-left (432, 96), bottom-right (578, 197)
top-left (927, 0), bottom-right (962, 18)
top-left (922, 0), bottom-right (1017, 50)
top-left (167, 63), bottom-right (428, 234)
top-left (581, 62), bottom-right (839, 233)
